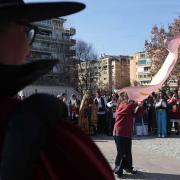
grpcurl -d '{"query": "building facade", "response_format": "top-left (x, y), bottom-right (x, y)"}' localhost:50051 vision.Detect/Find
top-left (98, 55), bottom-right (130, 91)
top-left (30, 18), bottom-right (77, 86)
top-left (78, 55), bottom-right (130, 92)
top-left (130, 52), bottom-right (152, 86)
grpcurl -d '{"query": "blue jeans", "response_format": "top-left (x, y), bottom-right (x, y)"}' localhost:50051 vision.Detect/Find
top-left (156, 109), bottom-right (167, 135)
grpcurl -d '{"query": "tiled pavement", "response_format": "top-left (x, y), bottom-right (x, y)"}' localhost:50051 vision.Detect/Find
top-left (93, 135), bottom-right (180, 180)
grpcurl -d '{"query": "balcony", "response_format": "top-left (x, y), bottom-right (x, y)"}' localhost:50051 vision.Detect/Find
top-left (67, 39), bottom-right (76, 45)
top-left (139, 80), bottom-right (151, 85)
top-left (59, 39), bottom-right (76, 46)
top-left (35, 36), bottom-right (76, 45)
top-left (34, 21), bottom-right (52, 31)
top-left (138, 58), bottom-right (151, 66)
top-left (63, 28), bottom-right (76, 36)
top-left (32, 45), bottom-right (55, 53)
top-left (35, 34), bottom-right (52, 42)
top-left (138, 76), bottom-right (152, 81)
top-left (65, 50), bottom-right (76, 57)
top-left (29, 53), bottom-right (54, 60)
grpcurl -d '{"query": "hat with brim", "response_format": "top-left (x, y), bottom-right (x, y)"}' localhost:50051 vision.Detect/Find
top-left (0, 0), bottom-right (85, 22)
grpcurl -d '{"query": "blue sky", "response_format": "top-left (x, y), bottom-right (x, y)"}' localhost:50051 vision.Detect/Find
top-left (26, 0), bottom-right (180, 56)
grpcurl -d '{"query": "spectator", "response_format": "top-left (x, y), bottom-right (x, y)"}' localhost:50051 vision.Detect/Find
top-left (94, 89), bottom-right (107, 135)
top-left (79, 91), bottom-right (98, 135)
top-left (106, 93), bottom-right (118, 136)
top-left (155, 92), bottom-right (167, 138)
top-left (69, 94), bottom-right (81, 125)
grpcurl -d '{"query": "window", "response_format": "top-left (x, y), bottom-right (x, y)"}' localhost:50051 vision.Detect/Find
top-left (144, 67), bottom-right (150, 71)
top-left (103, 65), bottom-right (107, 70)
top-left (103, 60), bottom-right (107, 64)
top-left (121, 70), bottom-right (125, 76)
top-left (140, 53), bottom-right (145, 58)
top-left (82, 63), bottom-right (85, 67)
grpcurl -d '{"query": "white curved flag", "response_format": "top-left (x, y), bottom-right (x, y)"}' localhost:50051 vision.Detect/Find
top-left (118, 36), bottom-right (180, 101)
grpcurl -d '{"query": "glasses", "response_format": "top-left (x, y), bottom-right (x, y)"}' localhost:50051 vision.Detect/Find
top-left (16, 21), bottom-right (38, 45)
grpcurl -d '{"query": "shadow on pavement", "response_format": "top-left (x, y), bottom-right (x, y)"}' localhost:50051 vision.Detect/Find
top-left (92, 135), bottom-right (157, 141)
top-left (115, 170), bottom-right (180, 179)
top-left (92, 135), bottom-right (114, 141)
top-left (92, 135), bottom-right (180, 141)
top-left (93, 140), bottom-right (109, 142)
top-left (133, 134), bottom-right (180, 140)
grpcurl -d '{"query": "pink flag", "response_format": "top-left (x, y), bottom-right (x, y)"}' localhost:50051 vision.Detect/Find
top-left (118, 36), bottom-right (180, 102)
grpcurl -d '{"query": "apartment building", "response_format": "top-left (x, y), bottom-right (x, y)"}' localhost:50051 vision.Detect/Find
top-left (99, 55), bottom-right (130, 90)
top-left (130, 52), bottom-right (152, 85)
top-left (30, 18), bottom-right (76, 86)
top-left (78, 55), bottom-right (130, 92)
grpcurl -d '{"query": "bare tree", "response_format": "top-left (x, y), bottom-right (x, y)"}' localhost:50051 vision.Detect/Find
top-left (76, 40), bottom-right (98, 95)
top-left (145, 17), bottom-right (180, 79)
top-left (145, 25), bottom-right (168, 76)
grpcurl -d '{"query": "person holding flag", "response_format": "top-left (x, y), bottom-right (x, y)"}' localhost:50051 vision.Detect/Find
top-left (113, 92), bottom-right (139, 177)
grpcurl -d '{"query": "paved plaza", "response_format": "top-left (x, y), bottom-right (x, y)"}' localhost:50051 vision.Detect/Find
top-left (93, 135), bottom-right (180, 180)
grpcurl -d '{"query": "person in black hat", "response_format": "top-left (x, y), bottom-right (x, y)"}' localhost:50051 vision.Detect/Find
top-left (0, 1), bottom-right (115, 180)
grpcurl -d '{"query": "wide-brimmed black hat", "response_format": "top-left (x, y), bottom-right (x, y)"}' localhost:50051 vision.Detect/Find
top-left (0, 0), bottom-right (85, 22)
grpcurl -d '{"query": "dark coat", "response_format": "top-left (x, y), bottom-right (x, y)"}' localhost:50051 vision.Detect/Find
top-left (0, 61), bottom-right (114, 180)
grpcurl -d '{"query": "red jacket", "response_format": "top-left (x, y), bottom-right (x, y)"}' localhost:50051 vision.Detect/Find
top-left (0, 96), bottom-right (115, 180)
top-left (169, 98), bottom-right (180, 119)
top-left (113, 102), bottom-right (137, 138)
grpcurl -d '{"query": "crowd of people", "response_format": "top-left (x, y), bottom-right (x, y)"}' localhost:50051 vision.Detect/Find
top-left (135, 90), bottom-right (180, 137)
top-left (55, 89), bottom-right (118, 136)
top-left (52, 89), bottom-right (180, 138)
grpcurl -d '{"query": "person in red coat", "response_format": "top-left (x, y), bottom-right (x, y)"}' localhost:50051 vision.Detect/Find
top-left (113, 92), bottom-right (138, 177)
top-left (0, 1), bottom-right (115, 180)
